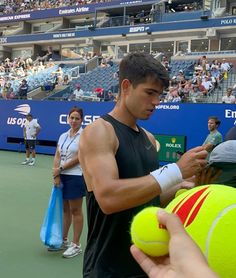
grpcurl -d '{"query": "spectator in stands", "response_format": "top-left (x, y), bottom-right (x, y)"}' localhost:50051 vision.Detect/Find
top-left (52, 66), bottom-right (63, 86)
top-left (18, 79), bottom-right (29, 99)
top-left (176, 70), bottom-right (185, 82)
top-left (195, 78), bottom-right (208, 95)
top-left (21, 113), bottom-right (41, 166)
top-left (5, 82), bottom-right (14, 99)
top-left (62, 75), bottom-right (71, 85)
top-left (198, 55), bottom-right (208, 72)
top-left (100, 58), bottom-right (110, 68)
top-left (183, 79), bottom-right (193, 98)
top-left (189, 84), bottom-right (201, 102)
top-left (107, 57), bottom-right (114, 67)
top-left (104, 90), bottom-right (116, 101)
top-left (220, 58), bottom-right (231, 74)
top-left (222, 88), bottom-right (236, 104)
top-left (211, 66), bottom-right (221, 88)
top-left (201, 76), bottom-right (213, 93)
top-left (202, 116), bottom-right (223, 159)
top-left (166, 86), bottom-right (177, 102)
top-left (73, 84), bottom-right (84, 100)
top-left (94, 87), bottom-right (104, 99)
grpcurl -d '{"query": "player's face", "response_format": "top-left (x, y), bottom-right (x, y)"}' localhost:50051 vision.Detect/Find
top-left (68, 111), bottom-right (82, 130)
top-left (125, 77), bottom-right (163, 120)
top-left (208, 119), bottom-right (217, 132)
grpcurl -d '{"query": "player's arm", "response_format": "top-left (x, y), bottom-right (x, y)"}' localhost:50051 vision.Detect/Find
top-left (79, 119), bottom-right (161, 214)
top-left (144, 130), bottom-right (196, 207)
top-left (35, 125), bottom-right (41, 135)
top-left (53, 147), bottom-right (61, 185)
top-left (79, 119), bottom-right (208, 214)
top-left (23, 126), bottom-right (26, 139)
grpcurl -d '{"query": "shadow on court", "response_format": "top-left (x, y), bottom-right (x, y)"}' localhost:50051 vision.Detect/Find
top-left (0, 151), bottom-right (86, 278)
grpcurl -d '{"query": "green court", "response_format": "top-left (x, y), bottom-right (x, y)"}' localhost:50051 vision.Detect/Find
top-left (0, 150), bottom-right (87, 278)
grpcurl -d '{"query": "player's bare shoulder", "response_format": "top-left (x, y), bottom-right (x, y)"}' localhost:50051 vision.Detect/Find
top-left (81, 116), bottom-right (118, 150)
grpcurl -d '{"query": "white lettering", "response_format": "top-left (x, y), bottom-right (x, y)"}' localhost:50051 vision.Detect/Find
top-left (166, 143), bottom-right (181, 148)
top-left (59, 8), bottom-right (76, 15)
top-left (0, 16), bottom-right (14, 21)
top-left (59, 114), bottom-right (99, 125)
top-left (14, 14), bottom-right (30, 20)
top-left (129, 26), bottom-right (145, 33)
top-left (120, 0), bottom-right (142, 5)
top-left (59, 7), bottom-right (89, 15)
top-left (7, 117), bottom-right (27, 127)
top-left (59, 114), bottom-right (68, 124)
top-left (83, 115), bottom-right (100, 126)
top-left (53, 32), bottom-right (75, 39)
top-left (225, 109), bottom-right (236, 118)
top-left (156, 105), bottom-right (180, 110)
top-left (221, 19), bottom-right (233, 25)
top-left (0, 37), bottom-right (7, 44)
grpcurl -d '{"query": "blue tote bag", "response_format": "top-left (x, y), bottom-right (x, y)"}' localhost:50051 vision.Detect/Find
top-left (40, 186), bottom-right (63, 248)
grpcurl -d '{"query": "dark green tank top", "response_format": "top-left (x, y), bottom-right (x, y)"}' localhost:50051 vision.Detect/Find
top-left (83, 114), bottom-right (160, 278)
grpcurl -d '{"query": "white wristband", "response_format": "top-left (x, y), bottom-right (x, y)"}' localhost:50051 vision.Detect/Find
top-left (150, 163), bottom-right (183, 193)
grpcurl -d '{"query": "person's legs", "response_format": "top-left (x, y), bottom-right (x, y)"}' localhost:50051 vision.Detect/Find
top-left (21, 141), bottom-right (31, 164)
top-left (63, 200), bottom-right (72, 241)
top-left (62, 198), bottom-right (84, 258)
top-left (28, 140), bottom-right (36, 165)
top-left (70, 198), bottom-right (84, 244)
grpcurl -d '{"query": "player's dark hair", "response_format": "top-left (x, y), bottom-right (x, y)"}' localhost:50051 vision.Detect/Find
top-left (119, 52), bottom-right (169, 93)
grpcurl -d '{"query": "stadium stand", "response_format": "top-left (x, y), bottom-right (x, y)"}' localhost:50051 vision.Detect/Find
top-left (0, 0), bottom-right (236, 104)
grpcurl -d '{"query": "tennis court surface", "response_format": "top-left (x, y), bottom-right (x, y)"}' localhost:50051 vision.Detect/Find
top-left (0, 150), bottom-right (87, 278)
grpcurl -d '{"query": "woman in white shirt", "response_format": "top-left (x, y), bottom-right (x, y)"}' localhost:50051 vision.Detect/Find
top-left (51, 107), bottom-right (85, 258)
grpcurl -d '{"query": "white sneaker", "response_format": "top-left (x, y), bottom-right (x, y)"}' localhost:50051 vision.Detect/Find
top-left (21, 159), bottom-right (30, 165)
top-left (48, 240), bottom-right (70, 252)
top-left (62, 242), bottom-right (82, 258)
top-left (28, 160), bottom-right (35, 166)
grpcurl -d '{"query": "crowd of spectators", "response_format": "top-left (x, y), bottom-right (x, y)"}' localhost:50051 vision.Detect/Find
top-left (0, 0), bottom-right (112, 15)
top-left (160, 55), bottom-right (234, 103)
top-left (0, 55), bottom-right (56, 99)
top-left (1, 52), bottom-right (236, 103)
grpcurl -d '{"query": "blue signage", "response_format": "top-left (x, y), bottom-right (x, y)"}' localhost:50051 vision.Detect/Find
top-left (2, 15), bottom-right (236, 45)
top-left (0, 100), bottom-right (235, 154)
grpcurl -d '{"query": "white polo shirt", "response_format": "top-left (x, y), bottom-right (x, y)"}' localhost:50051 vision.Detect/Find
top-left (57, 127), bottom-right (83, 176)
top-left (25, 119), bottom-right (40, 140)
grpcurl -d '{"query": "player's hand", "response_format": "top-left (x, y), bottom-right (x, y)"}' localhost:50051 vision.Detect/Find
top-left (176, 146), bottom-right (208, 179)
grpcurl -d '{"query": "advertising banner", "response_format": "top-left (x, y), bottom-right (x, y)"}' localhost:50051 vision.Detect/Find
top-left (0, 100), bottom-right (235, 155)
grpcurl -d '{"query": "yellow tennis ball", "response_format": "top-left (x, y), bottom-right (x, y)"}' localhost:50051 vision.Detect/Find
top-left (166, 184), bottom-right (236, 278)
top-left (130, 207), bottom-right (170, 257)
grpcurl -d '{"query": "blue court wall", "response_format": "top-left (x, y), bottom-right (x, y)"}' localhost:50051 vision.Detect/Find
top-left (0, 100), bottom-right (235, 154)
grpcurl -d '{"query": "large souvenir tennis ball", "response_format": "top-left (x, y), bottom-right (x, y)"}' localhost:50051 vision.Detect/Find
top-left (130, 207), bottom-right (170, 256)
top-left (166, 184), bottom-right (236, 278)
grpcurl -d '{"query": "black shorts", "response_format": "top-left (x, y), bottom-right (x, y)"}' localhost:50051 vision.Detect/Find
top-left (25, 139), bottom-right (36, 150)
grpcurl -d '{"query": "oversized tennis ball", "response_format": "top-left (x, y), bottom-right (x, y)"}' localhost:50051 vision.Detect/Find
top-left (130, 207), bottom-right (170, 257)
top-left (166, 184), bottom-right (236, 278)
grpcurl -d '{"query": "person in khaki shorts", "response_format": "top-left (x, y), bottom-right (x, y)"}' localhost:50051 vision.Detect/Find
top-left (21, 113), bottom-right (41, 166)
